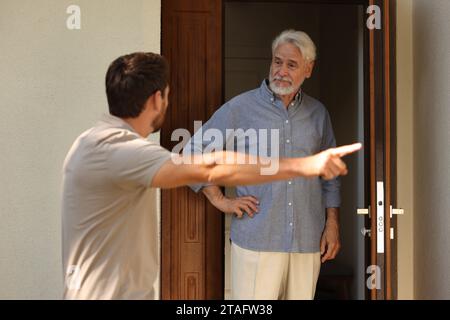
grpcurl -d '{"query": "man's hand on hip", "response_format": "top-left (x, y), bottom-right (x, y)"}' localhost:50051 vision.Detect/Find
top-left (216, 195), bottom-right (260, 218)
top-left (202, 185), bottom-right (259, 218)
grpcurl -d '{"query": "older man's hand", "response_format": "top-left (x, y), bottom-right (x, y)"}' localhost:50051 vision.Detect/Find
top-left (320, 216), bottom-right (341, 263)
top-left (217, 195), bottom-right (260, 218)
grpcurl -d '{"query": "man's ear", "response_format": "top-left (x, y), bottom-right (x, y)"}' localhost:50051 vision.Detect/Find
top-left (153, 90), bottom-right (163, 112)
top-left (305, 60), bottom-right (315, 78)
top-left (143, 90), bottom-right (161, 114)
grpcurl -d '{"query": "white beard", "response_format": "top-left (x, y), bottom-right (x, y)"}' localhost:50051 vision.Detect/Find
top-left (269, 82), bottom-right (296, 95)
top-left (269, 75), bottom-right (298, 96)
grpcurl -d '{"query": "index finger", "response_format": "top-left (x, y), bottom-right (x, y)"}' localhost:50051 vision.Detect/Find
top-left (329, 143), bottom-right (362, 157)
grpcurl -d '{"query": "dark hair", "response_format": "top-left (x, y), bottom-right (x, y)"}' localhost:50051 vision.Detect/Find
top-left (105, 52), bottom-right (169, 118)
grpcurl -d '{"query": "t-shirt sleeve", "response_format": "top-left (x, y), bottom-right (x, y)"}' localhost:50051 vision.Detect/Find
top-left (107, 137), bottom-right (173, 188)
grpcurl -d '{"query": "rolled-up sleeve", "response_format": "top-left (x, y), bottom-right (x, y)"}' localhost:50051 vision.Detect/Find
top-left (320, 110), bottom-right (341, 208)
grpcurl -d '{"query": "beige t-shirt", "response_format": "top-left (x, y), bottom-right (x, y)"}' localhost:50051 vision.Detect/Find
top-left (61, 114), bottom-right (172, 299)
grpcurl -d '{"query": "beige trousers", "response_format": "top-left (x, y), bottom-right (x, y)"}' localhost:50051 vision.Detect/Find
top-left (231, 242), bottom-right (321, 300)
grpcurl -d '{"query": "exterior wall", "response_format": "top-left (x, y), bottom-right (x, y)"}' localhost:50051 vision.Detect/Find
top-left (412, 0), bottom-right (450, 299)
top-left (396, 0), bottom-right (415, 300)
top-left (0, 0), bottom-right (161, 299)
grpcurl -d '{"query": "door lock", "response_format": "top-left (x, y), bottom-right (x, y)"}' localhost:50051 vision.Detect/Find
top-left (361, 227), bottom-right (371, 237)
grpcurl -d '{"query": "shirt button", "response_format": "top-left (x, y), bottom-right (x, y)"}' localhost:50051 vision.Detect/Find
top-left (285, 120), bottom-right (289, 124)
top-left (270, 98), bottom-right (274, 102)
top-left (288, 202), bottom-right (292, 206)
top-left (289, 222), bottom-right (293, 226)
top-left (286, 139), bottom-right (290, 144)
top-left (288, 181), bottom-right (292, 185)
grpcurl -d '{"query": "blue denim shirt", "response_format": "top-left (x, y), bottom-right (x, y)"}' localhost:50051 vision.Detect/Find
top-left (186, 80), bottom-right (340, 253)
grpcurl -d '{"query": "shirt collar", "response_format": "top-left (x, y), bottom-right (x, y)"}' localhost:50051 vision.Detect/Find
top-left (98, 113), bottom-right (137, 133)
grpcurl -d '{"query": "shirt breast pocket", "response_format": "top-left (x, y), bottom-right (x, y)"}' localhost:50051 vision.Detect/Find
top-left (291, 127), bottom-right (322, 157)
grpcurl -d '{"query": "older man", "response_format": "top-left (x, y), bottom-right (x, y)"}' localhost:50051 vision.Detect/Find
top-left (187, 30), bottom-right (341, 299)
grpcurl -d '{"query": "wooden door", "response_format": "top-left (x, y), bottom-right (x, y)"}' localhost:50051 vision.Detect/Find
top-left (366, 0), bottom-right (398, 300)
top-left (160, 0), bottom-right (223, 299)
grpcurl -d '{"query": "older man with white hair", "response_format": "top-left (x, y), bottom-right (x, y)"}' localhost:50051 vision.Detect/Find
top-left (186, 30), bottom-right (342, 300)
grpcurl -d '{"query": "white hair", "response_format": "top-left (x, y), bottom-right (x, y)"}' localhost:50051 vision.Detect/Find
top-left (272, 29), bottom-right (317, 61)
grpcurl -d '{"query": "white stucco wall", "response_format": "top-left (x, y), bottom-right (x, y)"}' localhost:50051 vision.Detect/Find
top-left (0, 0), bottom-right (161, 299)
